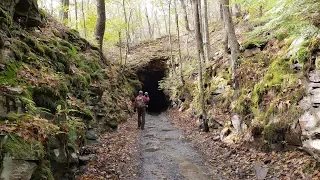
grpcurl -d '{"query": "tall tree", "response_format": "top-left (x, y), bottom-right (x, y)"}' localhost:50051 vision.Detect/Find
top-left (122, 0), bottom-right (130, 69)
top-left (168, 0), bottom-right (175, 72)
top-left (179, 0), bottom-right (191, 31)
top-left (95, 0), bottom-right (106, 54)
top-left (174, 0), bottom-right (184, 84)
top-left (145, 7), bottom-right (153, 38)
top-left (60, 0), bottom-right (70, 21)
top-left (81, 0), bottom-right (87, 37)
top-left (160, 1), bottom-right (169, 35)
top-left (201, 0), bottom-right (210, 62)
top-left (222, 0), bottom-right (240, 90)
top-left (74, 0), bottom-right (78, 30)
top-left (192, 0), bottom-right (208, 132)
top-left (155, 11), bottom-right (161, 37)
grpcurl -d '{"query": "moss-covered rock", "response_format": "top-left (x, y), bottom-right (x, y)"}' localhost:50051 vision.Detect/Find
top-left (2, 135), bottom-right (44, 160)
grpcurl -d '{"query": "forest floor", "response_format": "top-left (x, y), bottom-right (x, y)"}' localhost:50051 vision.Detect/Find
top-left (76, 116), bottom-right (140, 180)
top-left (77, 109), bottom-right (320, 180)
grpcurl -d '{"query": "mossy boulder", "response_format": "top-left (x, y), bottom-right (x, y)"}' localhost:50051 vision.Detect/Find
top-left (1, 135), bottom-right (44, 160)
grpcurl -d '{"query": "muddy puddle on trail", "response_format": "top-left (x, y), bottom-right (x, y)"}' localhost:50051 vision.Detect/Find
top-left (139, 113), bottom-right (217, 180)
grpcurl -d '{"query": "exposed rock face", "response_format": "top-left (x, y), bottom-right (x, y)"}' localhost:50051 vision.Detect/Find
top-left (1, 154), bottom-right (37, 180)
top-left (0, 86), bottom-right (23, 117)
top-left (299, 70), bottom-right (320, 154)
top-left (0, 0), bottom-right (44, 27)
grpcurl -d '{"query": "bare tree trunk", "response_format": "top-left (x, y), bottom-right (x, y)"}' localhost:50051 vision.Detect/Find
top-left (219, 2), bottom-right (223, 20)
top-left (81, 0), bottom-right (87, 37)
top-left (161, 3), bottom-right (168, 35)
top-left (74, 0), bottom-right (78, 30)
top-left (95, 0), bottom-right (106, 56)
top-left (60, 0), bottom-right (69, 22)
top-left (222, 0), bottom-right (240, 90)
top-left (145, 7), bottom-right (153, 39)
top-left (175, 0), bottom-right (184, 85)
top-left (155, 11), bottom-right (161, 37)
top-left (122, 0), bottom-right (130, 69)
top-left (192, 0), bottom-right (208, 132)
top-left (179, 0), bottom-right (191, 31)
top-left (198, 0), bottom-right (203, 34)
top-left (168, 0), bottom-right (175, 73)
top-left (201, 0), bottom-right (210, 62)
top-left (119, 31), bottom-right (122, 64)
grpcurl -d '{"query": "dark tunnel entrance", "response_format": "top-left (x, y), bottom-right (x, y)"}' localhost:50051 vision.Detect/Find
top-left (137, 58), bottom-right (169, 114)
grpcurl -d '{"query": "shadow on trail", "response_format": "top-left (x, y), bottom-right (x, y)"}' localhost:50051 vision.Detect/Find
top-left (139, 113), bottom-right (216, 180)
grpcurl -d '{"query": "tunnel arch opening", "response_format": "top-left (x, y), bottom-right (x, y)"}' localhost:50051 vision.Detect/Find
top-left (137, 58), bottom-right (170, 114)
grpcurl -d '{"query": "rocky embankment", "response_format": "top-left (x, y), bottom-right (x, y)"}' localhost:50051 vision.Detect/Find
top-left (0, 0), bottom-right (139, 179)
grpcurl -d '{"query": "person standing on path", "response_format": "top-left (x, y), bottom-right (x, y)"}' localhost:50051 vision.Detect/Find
top-left (134, 90), bottom-right (150, 130)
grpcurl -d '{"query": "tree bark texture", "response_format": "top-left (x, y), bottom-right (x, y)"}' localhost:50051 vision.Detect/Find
top-left (201, 0), bottom-right (210, 62)
top-left (60, 0), bottom-right (69, 21)
top-left (94, 0), bottom-right (106, 53)
top-left (179, 0), bottom-right (191, 31)
top-left (221, 0), bottom-right (240, 90)
top-left (175, 0), bottom-right (184, 84)
top-left (192, 0), bottom-right (206, 120)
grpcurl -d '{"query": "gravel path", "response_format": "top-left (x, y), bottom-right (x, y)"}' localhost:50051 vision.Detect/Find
top-left (139, 113), bottom-right (216, 180)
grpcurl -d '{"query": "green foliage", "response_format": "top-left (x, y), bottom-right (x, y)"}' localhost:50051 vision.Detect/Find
top-left (60, 119), bottom-right (86, 149)
top-left (0, 61), bottom-right (22, 85)
top-left (32, 85), bottom-right (66, 113)
top-left (44, 45), bottom-right (57, 61)
top-left (0, 7), bottom-right (12, 27)
top-left (242, 38), bottom-right (267, 49)
top-left (31, 160), bottom-right (54, 180)
top-left (58, 82), bottom-right (69, 99)
top-left (71, 73), bottom-right (90, 89)
top-left (263, 122), bottom-right (287, 144)
top-left (2, 135), bottom-right (44, 160)
top-left (22, 36), bottom-right (45, 55)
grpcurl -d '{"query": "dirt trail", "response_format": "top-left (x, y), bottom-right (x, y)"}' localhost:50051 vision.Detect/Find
top-left (139, 113), bottom-right (217, 180)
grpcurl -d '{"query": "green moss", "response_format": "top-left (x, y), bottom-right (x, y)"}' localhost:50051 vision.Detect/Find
top-left (0, 7), bottom-right (12, 27)
top-left (9, 45), bottom-right (23, 61)
top-left (22, 52), bottom-right (38, 63)
top-left (274, 31), bottom-right (289, 41)
top-left (242, 38), bottom-right (267, 49)
top-left (3, 135), bottom-right (44, 160)
top-left (71, 74), bottom-right (89, 89)
top-left (44, 45), bottom-right (57, 60)
top-left (0, 61), bottom-right (22, 85)
top-left (296, 47), bottom-right (311, 63)
top-left (59, 40), bottom-right (73, 50)
top-left (22, 36), bottom-right (45, 55)
top-left (32, 85), bottom-right (64, 113)
top-left (91, 70), bottom-right (104, 81)
top-left (58, 82), bottom-right (69, 99)
top-left (107, 118), bottom-right (118, 129)
top-left (263, 123), bottom-right (287, 144)
top-left (31, 160), bottom-right (54, 180)
top-left (54, 62), bottom-right (65, 72)
top-left (12, 39), bottom-right (30, 54)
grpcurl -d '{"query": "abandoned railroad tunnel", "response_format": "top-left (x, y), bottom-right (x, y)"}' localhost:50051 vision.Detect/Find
top-left (137, 58), bottom-right (170, 114)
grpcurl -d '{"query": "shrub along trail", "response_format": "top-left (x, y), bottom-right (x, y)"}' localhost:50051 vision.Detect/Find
top-left (76, 117), bottom-right (140, 180)
top-left (167, 109), bottom-right (320, 179)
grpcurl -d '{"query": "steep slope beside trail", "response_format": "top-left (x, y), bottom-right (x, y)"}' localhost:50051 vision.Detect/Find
top-left (0, 1), bottom-right (140, 179)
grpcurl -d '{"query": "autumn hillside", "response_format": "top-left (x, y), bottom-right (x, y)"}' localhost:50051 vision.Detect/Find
top-left (0, 0), bottom-right (141, 179)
